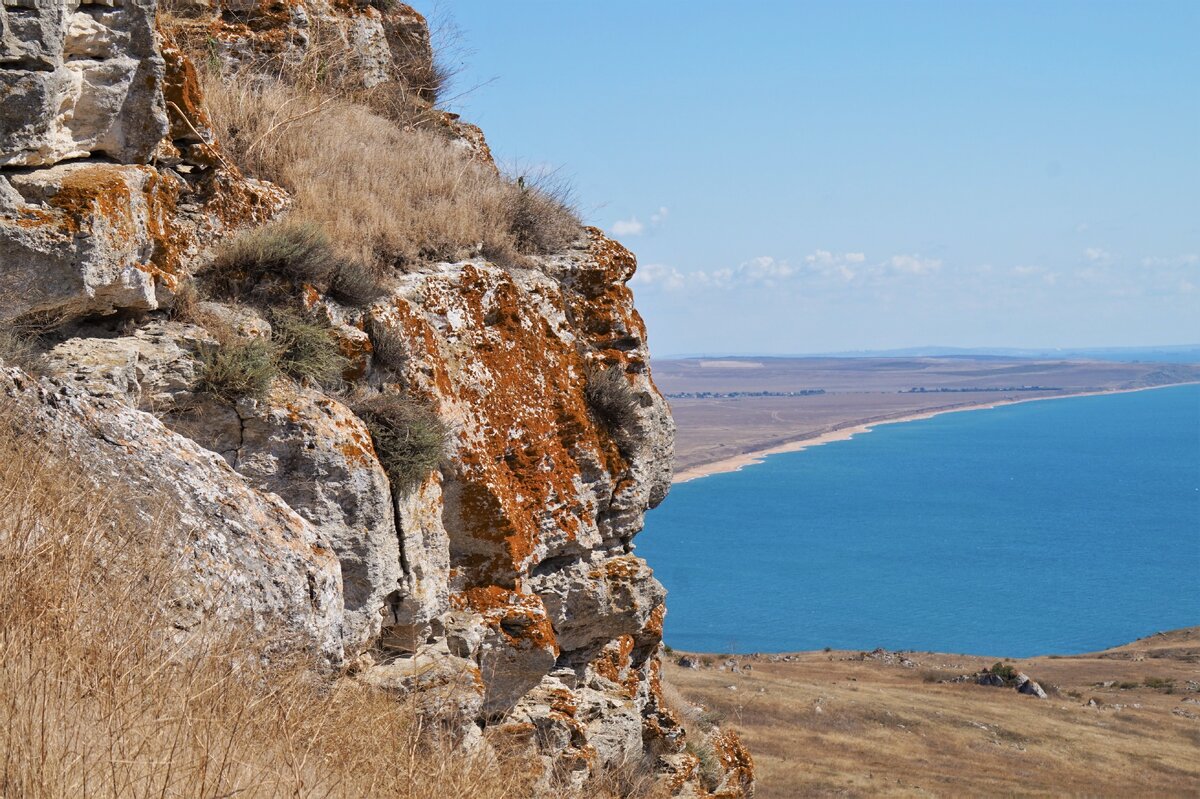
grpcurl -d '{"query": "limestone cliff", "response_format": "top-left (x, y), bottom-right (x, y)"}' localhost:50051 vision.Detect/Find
top-left (0, 2), bottom-right (751, 795)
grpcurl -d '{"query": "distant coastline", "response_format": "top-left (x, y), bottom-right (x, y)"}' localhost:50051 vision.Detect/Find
top-left (672, 382), bottom-right (1200, 484)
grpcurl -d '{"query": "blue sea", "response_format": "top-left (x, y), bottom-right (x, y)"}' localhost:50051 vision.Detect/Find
top-left (637, 384), bottom-right (1200, 657)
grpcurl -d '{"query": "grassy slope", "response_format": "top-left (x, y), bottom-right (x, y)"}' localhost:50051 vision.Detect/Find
top-left (665, 628), bottom-right (1200, 797)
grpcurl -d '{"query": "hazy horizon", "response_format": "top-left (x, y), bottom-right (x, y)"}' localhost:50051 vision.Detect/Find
top-left (436, 1), bottom-right (1198, 355)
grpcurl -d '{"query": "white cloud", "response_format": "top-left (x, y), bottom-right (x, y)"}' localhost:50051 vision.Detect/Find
top-left (631, 249), bottom-right (951, 293)
top-left (650, 206), bottom-right (669, 224)
top-left (1084, 247), bottom-right (1110, 262)
top-left (1141, 253), bottom-right (1199, 268)
top-left (629, 262), bottom-right (686, 290)
top-left (886, 254), bottom-right (942, 275)
top-left (1012, 265), bottom-right (1040, 276)
top-left (611, 217), bottom-right (645, 236)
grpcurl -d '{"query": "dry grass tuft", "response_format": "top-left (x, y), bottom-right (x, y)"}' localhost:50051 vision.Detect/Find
top-left (585, 364), bottom-right (642, 442)
top-left (271, 307), bottom-right (350, 389)
top-left (200, 67), bottom-right (580, 272)
top-left (207, 218), bottom-right (338, 298)
top-left (197, 333), bottom-right (280, 402)
top-left (351, 391), bottom-right (448, 490)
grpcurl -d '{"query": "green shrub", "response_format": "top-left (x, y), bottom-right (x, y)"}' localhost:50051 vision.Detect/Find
top-left (988, 662), bottom-right (1019, 682)
top-left (270, 308), bottom-right (349, 388)
top-left (584, 365), bottom-right (641, 435)
top-left (353, 393), bottom-right (447, 490)
top-left (198, 337), bottom-right (279, 402)
top-left (208, 220), bottom-right (336, 296)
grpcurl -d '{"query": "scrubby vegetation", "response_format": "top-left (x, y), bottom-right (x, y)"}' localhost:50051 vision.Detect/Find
top-left (585, 364), bottom-right (642, 436)
top-left (988, 661), bottom-right (1019, 682)
top-left (0, 330), bottom-right (42, 375)
top-left (207, 219), bottom-right (337, 298)
top-left (352, 392), bottom-right (448, 490)
top-left (197, 335), bottom-right (279, 403)
top-left (271, 308), bottom-right (350, 388)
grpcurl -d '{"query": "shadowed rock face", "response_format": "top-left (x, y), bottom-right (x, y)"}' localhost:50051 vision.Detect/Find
top-left (0, 2), bottom-right (752, 795)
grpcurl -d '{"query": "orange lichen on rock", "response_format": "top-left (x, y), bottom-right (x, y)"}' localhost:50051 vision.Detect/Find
top-left (386, 264), bottom-right (630, 587)
top-left (452, 586), bottom-right (559, 655)
top-left (709, 729), bottom-right (756, 798)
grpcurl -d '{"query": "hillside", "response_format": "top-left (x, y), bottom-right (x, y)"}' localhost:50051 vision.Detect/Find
top-left (666, 629), bottom-right (1200, 797)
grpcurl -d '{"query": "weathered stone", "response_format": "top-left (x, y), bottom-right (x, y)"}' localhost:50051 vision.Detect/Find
top-left (357, 646), bottom-right (485, 736)
top-left (532, 553), bottom-right (666, 655)
top-left (452, 587), bottom-right (559, 716)
top-left (0, 0), bottom-right (168, 166)
top-left (229, 384), bottom-right (402, 656)
top-left (1016, 673), bottom-right (1048, 699)
top-left (385, 475), bottom-right (452, 649)
top-left (0, 366), bottom-right (343, 664)
top-left (41, 320), bottom-right (212, 406)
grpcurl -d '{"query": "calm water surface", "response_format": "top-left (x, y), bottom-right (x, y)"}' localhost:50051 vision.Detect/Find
top-left (637, 384), bottom-right (1200, 656)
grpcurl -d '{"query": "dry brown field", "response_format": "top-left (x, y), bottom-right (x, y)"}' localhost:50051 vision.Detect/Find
top-left (652, 357), bottom-right (1200, 472)
top-left (664, 628), bottom-right (1200, 797)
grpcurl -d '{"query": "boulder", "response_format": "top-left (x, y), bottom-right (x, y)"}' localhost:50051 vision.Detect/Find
top-left (1016, 673), bottom-right (1048, 699)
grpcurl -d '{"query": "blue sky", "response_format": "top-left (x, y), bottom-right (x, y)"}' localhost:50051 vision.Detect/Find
top-left (427, 1), bottom-right (1198, 356)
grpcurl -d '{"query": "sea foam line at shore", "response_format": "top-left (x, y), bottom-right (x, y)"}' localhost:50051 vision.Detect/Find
top-left (671, 382), bottom-right (1200, 484)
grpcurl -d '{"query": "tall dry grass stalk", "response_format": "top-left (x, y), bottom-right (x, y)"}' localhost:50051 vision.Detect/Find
top-left (0, 406), bottom-right (541, 798)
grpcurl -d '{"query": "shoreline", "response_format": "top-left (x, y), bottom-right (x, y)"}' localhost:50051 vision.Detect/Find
top-left (671, 381), bottom-right (1199, 484)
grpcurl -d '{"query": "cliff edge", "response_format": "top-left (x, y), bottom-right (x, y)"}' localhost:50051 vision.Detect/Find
top-left (0, 2), bottom-right (751, 796)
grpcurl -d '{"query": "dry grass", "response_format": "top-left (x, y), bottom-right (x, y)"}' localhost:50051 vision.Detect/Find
top-left (665, 636), bottom-right (1200, 797)
top-left (199, 67), bottom-right (580, 272)
top-left (0, 406), bottom-right (550, 798)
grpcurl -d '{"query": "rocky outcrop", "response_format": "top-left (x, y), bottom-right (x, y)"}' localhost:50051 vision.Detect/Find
top-left (0, 366), bottom-right (343, 661)
top-left (1, 2), bottom-right (751, 795)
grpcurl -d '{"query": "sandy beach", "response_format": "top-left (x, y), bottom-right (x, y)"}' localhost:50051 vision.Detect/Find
top-left (671, 382), bottom-right (1198, 483)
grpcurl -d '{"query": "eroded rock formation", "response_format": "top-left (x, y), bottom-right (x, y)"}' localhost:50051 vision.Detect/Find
top-left (0, 2), bottom-right (751, 795)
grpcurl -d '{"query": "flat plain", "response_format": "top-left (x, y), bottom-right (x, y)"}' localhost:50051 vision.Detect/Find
top-left (665, 628), bottom-right (1200, 797)
top-left (653, 357), bottom-right (1200, 475)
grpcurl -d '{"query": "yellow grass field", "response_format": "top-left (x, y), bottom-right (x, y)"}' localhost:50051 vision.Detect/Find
top-left (665, 628), bottom-right (1200, 797)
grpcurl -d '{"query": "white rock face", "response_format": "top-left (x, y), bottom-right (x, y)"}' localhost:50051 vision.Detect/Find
top-left (0, 366), bottom-right (344, 664)
top-left (231, 385), bottom-right (404, 656)
top-left (0, 0), bottom-right (168, 166)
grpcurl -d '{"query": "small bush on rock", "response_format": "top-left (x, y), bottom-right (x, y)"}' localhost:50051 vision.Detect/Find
top-left (329, 258), bottom-right (390, 307)
top-left (208, 220), bottom-right (337, 295)
top-left (988, 662), bottom-right (1019, 682)
top-left (353, 393), bottom-right (447, 490)
top-left (585, 364), bottom-right (641, 435)
top-left (198, 336), bottom-right (279, 403)
top-left (271, 308), bottom-right (350, 388)
top-left (504, 171), bottom-right (581, 256)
